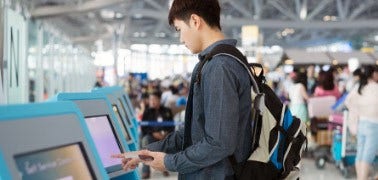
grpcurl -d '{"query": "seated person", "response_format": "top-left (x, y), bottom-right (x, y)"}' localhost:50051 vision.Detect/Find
top-left (140, 91), bottom-right (174, 179)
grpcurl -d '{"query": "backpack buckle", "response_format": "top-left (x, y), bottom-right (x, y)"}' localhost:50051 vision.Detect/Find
top-left (253, 93), bottom-right (265, 114)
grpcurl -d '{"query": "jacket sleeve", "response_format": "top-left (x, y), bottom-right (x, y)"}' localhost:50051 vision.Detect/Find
top-left (164, 58), bottom-right (241, 173)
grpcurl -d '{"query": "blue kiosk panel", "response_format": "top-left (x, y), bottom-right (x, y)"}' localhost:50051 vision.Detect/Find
top-left (92, 88), bottom-right (139, 146)
top-left (92, 86), bottom-right (139, 135)
top-left (55, 92), bottom-right (139, 180)
top-left (0, 102), bottom-right (107, 180)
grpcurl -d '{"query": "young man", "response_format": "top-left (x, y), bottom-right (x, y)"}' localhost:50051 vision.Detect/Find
top-left (112, 0), bottom-right (252, 179)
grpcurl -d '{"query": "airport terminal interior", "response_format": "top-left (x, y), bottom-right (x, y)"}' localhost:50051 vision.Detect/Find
top-left (1, 0), bottom-right (378, 179)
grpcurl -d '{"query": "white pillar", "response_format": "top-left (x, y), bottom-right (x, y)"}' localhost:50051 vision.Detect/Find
top-left (0, 0), bottom-right (5, 104)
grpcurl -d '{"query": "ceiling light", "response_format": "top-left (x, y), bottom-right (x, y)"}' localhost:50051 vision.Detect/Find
top-left (115, 13), bottom-right (123, 19)
top-left (130, 44), bottom-right (147, 52)
top-left (299, 9), bottom-right (307, 20)
top-left (133, 14), bottom-right (143, 19)
top-left (100, 10), bottom-right (115, 19)
top-left (285, 59), bottom-right (294, 65)
top-left (281, 28), bottom-right (295, 37)
top-left (155, 32), bottom-right (166, 38)
top-left (133, 32), bottom-right (140, 37)
top-left (323, 15), bottom-right (330, 21)
top-left (323, 15), bottom-right (337, 22)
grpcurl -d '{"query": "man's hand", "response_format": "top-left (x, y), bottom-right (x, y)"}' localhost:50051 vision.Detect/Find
top-left (139, 149), bottom-right (167, 172)
top-left (152, 132), bottom-right (164, 140)
top-left (111, 152), bottom-right (141, 171)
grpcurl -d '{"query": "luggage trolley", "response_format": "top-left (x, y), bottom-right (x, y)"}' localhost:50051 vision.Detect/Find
top-left (330, 110), bottom-right (378, 178)
top-left (330, 110), bottom-right (356, 177)
top-left (307, 96), bottom-right (336, 169)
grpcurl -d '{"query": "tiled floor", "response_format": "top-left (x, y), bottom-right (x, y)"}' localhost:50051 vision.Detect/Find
top-left (140, 158), bottom-right (357, 180)
top-left (300, 158), bottom-right (356, 180)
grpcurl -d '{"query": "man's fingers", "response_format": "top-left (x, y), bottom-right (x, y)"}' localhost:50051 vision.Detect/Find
top-left (139, 149), bottom-right (153, 156)
top-left (111, 153), bottom-right (125, 158)
top-left (130, 164), bottom-right (137, 169)
top-left (122, 158), bottom-right (132, 164)
top-left (138, 150), bottom-right (155, 162)
top-left (125, 158), bottom-right (140, 166)
top-left (121, 158), bottom-right (140, 171)
top-left (122, 164), bottom-right (130, 171)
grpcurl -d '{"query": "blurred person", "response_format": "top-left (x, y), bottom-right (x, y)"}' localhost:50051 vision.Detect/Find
top-left (93, 76), bottom-right (108, 88)
top-left (313, 70), bottom-right (341, 99)
top-left (94, 76), bottom-right (103, 88)
top-left (373, 65), bottom-right (378, 82)
top-left (140, 91), bottom-right (174, 179)
top-left (331, 68), bottom-right (363, 113)
top-left (345, 66), bottom-right (378, 180)
top-left (288, 71), bottom-right (309, 122)
top-left (164, 85), bottom-right (185, 117)
top-left (345, 68), bottom-right (362, 92)
top-left (306, 65), bottom-right (317, 95)
top-left (112, 0), bottom-right (253, 179)
top-left (136, 92), bottom-right (150, 120)
top-left (146, 80), bottom-right (157, 95)
top-left (161, 79), bottom-right (172, 105)
top-left (175, 83), bottom-right (189, 123)
top-left (127, 75), bottom-right (141, 109)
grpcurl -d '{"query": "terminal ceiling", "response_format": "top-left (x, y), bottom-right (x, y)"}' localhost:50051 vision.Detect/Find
top-left (23, 0), bottom-right (378, 51)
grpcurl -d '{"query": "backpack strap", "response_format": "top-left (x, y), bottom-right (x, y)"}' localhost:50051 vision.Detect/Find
top-left (195, 43), bottom-right (260, 94)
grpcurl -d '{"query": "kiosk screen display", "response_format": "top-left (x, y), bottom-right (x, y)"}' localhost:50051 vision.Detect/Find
top-left (14, 143), bottom-right (94, 179)
top-left (112, 105), bottom-right (132, 141)
top-left (85, 115), bottom-right (122, 169)
top-left (117, 99), bottom-right (132, 126)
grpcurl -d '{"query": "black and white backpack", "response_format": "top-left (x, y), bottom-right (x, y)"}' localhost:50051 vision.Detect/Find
top-left (197, 44), bottom-right (307, 180)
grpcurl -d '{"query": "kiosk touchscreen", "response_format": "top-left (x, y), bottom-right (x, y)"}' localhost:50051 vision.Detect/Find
top-left (92, 87), bottom-right (138, 134)
top-left (92, 88), bottom-right (138, 146)
top-left (55, 92), bottom-right (139, 179)
top-left (0, 102), bottom-right (107, 180)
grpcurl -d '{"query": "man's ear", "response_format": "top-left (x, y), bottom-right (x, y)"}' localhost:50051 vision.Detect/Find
top-left (189, 14), bottom-right (202, 29)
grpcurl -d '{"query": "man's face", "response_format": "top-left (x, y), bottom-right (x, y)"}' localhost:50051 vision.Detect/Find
top-left (173, 19), bottom-right (201, 54)
top-left (149, 95), bottom-right (160, 109)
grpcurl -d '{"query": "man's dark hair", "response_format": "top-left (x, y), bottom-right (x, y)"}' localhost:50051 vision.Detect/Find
top-left (150, 91), bottom-right (162, 99)
top-left (168, 0), bottom-right (221, 30)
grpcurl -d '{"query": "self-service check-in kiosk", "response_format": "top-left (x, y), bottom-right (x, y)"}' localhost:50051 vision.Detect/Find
top-left (55, 92), bottom-right (139, 180)
top-left (0, 101), bottom-right (108, 180)
top-left (93, 86), bottom-right (138, 133)
top-left (92, 87), bottom-right (139, 145)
